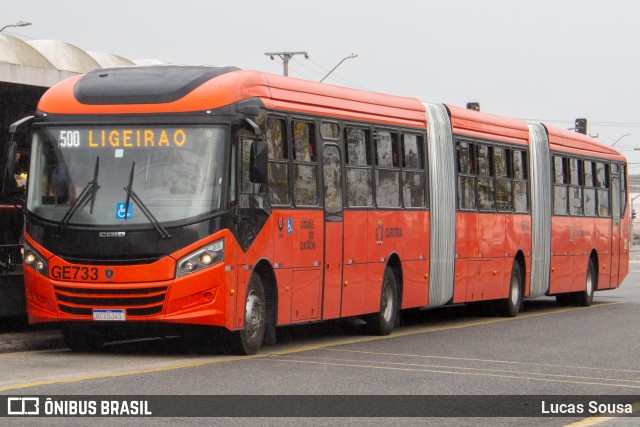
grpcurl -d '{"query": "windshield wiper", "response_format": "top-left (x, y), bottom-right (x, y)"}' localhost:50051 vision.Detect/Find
top-left (58, 157), bottom-right (100, 233)
top-left (124, 161), bottom-right (171, 239)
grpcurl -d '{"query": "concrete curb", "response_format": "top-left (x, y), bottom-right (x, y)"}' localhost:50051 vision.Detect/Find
top-left (0, 330), bottom-right (65, 353)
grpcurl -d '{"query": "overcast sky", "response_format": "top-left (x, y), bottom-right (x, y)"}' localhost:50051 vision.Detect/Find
top-left (4, 0), bottom-right (640, 170)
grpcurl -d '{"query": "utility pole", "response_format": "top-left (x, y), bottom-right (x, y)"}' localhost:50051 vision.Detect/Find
top-left (265, 51), bottom-right (309, 76)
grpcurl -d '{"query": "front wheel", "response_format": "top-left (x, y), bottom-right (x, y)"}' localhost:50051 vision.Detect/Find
top-left (366, 267), bottom-right (398, 336)
top-left (498, 261), bottom-right (523, 317)
top-left (232, 275), bottom-right (266, 355)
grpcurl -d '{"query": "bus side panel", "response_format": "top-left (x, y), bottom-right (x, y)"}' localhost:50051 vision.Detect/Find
top-left (549, 216), bottom-right (573, 294)
top-left (342, 263), bottom-right (367, 316)
top-left (275, 269), bottom-right (292, 325)
top-left (595, 219), bottom-right (612, 289)
top-left (453, 212), bottom-right (477, 303)
top-left (291, 269), bottom-right (322, 322)
top-left (396, 210), bottom-right (429, 308)
top-left (505, 214), bottom-right (531, 295)
top-left (504, 214), bottom-right (532, 296)
top-left (343, 211), bottom-right (368, 267)
top-left (571, 217), bottom-right (592, 293)
top-left (343, 210), bottom-right (369, 316)
top-left (401, 260), bottom-right (429, 308)
top-left (273, 210), bottom-right (323, 270)
top-left (322, 220), bottom-right (343, 320)
top-left (365, 211), bottom-right (396, 314)
top-left (367, 211), bottom-right (397, 265)
top-left (365, 262), bottom-right (385, 314)
top-left (478, 213), bottom-right (505, 300)
top-left (618, 212), bottom-right (630, 286)
top-left (272, 210), bottom-right (323, 324)
top-left (456, 213), bottom-right (479, 259)
top-left (397, 211), bottom-right (429, 261)
top-left (453, 258), bottom-right (468, 303)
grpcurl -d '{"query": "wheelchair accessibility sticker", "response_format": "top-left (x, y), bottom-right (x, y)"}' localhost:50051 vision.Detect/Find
top-left (116, 203), bottom-right (133, 220)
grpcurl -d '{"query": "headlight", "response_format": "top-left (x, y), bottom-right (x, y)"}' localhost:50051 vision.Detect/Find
top-left (23, 242), bottom-right (48, 277)
top-left (176, 239), bottom-right (224, 278)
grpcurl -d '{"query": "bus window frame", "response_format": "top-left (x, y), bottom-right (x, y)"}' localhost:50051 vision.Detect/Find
top-left (291, 118), bottom-right (319, 208)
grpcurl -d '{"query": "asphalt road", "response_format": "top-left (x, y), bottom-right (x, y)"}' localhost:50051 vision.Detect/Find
top-left (1, 259), bottom-right (639, 426)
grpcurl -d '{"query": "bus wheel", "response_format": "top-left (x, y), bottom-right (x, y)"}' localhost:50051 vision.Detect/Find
top-left (233, 275), bottom-right (266, 355)
top-left (498, 262), bottom-right (523, 317)
top-left (62, 324), bottom-right (104, 352)
top-left (367, 267), bottom-right (398, 336)
top-left (575, 259), bottom-right (596, 307)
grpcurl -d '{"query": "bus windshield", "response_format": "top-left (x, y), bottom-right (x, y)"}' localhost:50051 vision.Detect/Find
top-left (27, 125), bottom-right (226, 226)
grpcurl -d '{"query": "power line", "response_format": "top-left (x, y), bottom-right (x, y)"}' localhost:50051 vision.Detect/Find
top-left (523, 118), bottom-right (640, 127)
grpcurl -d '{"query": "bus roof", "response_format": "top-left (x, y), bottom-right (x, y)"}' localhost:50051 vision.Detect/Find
top-left (37, 66), bottom-right (427, 129)
top-left (446, 104), bottom-right (529, 146)
top-left (543, 123), bottom-right (625, 162)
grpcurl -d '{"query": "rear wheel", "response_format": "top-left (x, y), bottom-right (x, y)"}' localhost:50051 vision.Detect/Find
top-left (232, 275), bottom-right (266, 355)
top-left (367, 267), bottom-right (398, 336)
top-left (498, 261), bottom-right (523, 317)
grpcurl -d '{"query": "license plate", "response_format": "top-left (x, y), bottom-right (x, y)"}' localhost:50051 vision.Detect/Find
top-left (93, 309), bottom-right (126, 321)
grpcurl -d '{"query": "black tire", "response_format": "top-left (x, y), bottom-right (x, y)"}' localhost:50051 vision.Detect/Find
top-left (62, 324), bottom-right (104, 352)
top-left (575, 259), bottom-right (596, 307)
top-left (232, 275), bottom-right (266, 355)
top-left (367, 267), bottom-right (398, 336)
top-left (498, 261), bottom-right (523, 317)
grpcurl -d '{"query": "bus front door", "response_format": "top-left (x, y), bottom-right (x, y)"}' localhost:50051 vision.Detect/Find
top-left (321, 145), bottom-right (344, 320)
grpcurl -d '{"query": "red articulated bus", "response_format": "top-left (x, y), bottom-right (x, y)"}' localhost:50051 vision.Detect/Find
top-left (3, 66), bottom-right (628, 354)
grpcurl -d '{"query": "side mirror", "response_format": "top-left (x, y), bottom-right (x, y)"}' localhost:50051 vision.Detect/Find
top-left (249, 139), bottom-right (268, 184)
top-left (0, 141), bottom-right (18, 196)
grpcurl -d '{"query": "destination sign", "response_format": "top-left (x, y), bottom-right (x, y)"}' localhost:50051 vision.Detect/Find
top-left (55, 127), bottom-right (188, 149)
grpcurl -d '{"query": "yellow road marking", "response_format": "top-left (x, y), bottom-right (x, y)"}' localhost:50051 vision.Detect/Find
top-left (324, 348), bottom-right (640, 375)
top-left (0, 356), bottom-right (256, 392)
top-left (0, 301), bottom-right (624, 392)
top-left (269, 354), bottom-right (640, 385)
top-left (265, 357), bottom-right (640, 390)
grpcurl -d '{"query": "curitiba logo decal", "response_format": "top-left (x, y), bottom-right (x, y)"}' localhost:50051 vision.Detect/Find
top-left (376, 220), bottom-right (384, 246)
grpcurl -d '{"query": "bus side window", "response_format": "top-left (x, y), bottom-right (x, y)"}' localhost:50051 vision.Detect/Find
top-left (292, 120), bottom-right (318, 206)
top-left (456, 140), bottom-right (476, 210)
top-left (345, 127), bottom-right (373, 207)
top-left (476, 144), bottom-right (495, 211)
top-left (596, 161), bottom-right (610, 217)
top-left (401, 134), bottom-right (425, 208)
top-left (583, 160), bottom-right (597, 216)
top-left (569, 158), bottom-right (583, 216)
top-left (495, 146), bottom-right (513, 212)
top-left (512, 149), bottom-right (528, 213)
top-left (553, 155), bottom-right (568, 215)
top-left (239, 136), bottom-right (268, 209)
top-left (266, 117), bottom-right (290, 206)
top-left (374, 130), bottom-right (399, 208)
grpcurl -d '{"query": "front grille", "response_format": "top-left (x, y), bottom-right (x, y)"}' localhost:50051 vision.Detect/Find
top-left (59, 254), bottom-right (165, 266)
top-left (54, 285), bottom-right (167, 317)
